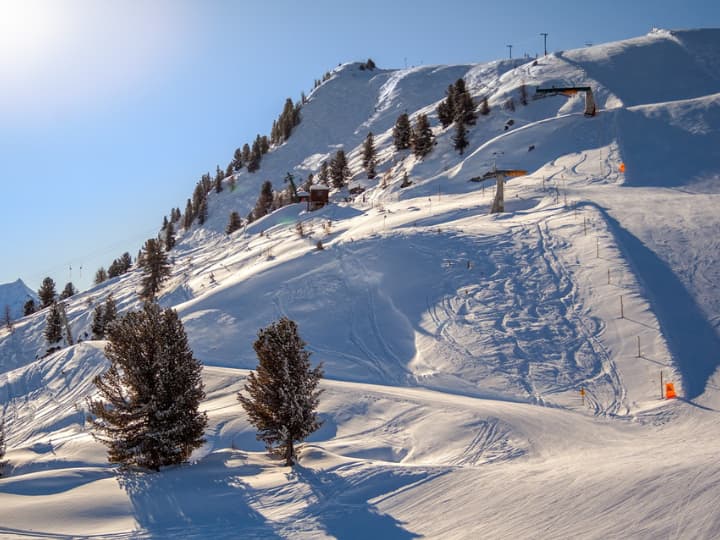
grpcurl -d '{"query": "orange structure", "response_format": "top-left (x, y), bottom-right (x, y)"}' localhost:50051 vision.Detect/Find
top-left (619, 162), bottom-right (626, 173)
top-left (665, 382), bottom-right (677, 399)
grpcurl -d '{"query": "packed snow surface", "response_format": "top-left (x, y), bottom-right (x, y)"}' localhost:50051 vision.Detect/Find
top-left (2, 28), bottom-right (720, 538)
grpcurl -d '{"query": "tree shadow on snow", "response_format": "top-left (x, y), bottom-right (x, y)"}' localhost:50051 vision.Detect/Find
top-left (117, 452), bottom-right (281, 539)
top-left (290, 464), bottom-right (441, 539)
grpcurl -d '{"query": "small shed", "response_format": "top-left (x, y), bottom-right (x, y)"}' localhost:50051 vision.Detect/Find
top-left (308, 184), bottom-right (329, 211)
top-left (297, 190), bottom-right (310, 204)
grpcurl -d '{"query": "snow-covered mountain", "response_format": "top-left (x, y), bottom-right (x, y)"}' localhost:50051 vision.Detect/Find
top-left (0, 279), bottom-right (37, 320)
top-left (2, 28), bottom-right (720, 538)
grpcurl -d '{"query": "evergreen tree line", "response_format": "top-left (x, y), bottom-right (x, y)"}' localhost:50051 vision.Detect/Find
top-left (94, 252), bottom-right (133, 286)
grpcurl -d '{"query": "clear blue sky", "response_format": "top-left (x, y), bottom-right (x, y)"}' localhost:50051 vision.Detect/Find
top-left (1, 0), bottom-right (718, 292)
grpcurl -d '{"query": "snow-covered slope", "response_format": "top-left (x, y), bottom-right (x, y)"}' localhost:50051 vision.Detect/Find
top-left (0, 279), bottom-right (36, 320)
top-left (2, 28), bottom-right (720, 538)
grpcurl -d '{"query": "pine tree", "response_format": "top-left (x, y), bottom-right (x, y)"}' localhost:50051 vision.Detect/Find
top-left (232, 147), bottom-right (244, 171)
top-left (87, 302), bottom-right (207, 471)
top-left (197, 199), bottom-right (208, 226)
top-left (226, 211), bottom-right (243, 235)
top-left (480, 97), bottom-right (490, 115)
top-left (437, 84), bottom-right (456, 128)
top-left (260, 135), bottom-right (270, 155)
top-left (23, 299), bottom-right (36, 317)
top-left (102, 295), bottom-right (118, 335)
top-left (318, 161), bottom-right (329, 185)
top-left (330, 149), bottom-right (351, 189)
top-left (519, 83), bottom-right (528, 106)
top-left (252, 181), bottom-right (274, 220)
top-left (45, 302), bottom-right (63, 351)
top-left (241, 143), bottom-right (251, 164)
top-left (238, 317), bottom-right (323, 466)
top-left (60, 282), bottom-right (76, 300)
top-left (0, 417), bottom-right (6, 475)
top-left (161, 216), bottom-right (169, 231)
top-left (247, 139), bottom-right (262, 173)
top-left (453, 120), bottom-right (469, 155)
top-left (393, 113), bottom-right (411, 150)
top-left (164, 221), bottom-right (176, 251)
top-left (183, 199), bottom-right (194, 230)
top-left (91, 304), bottom-right (105, 340)
top-left (138, 238), bottom-right (171, 301)
top-left (38, 277), bottom-right (56, 309)
top-left (411, 114), bottom-right (434, 158)
top-left (363, 132), bottom-right (377, 179)
top-left (3, 305), bottom-right (13, 333)
top-left (453, 78), bottom-right (477, 125)
top-left (215, 166), bottom-right (224, 193)
top-left (94, 267), bottom-right (108, 285)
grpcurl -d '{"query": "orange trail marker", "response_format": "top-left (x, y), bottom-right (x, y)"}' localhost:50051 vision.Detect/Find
top-left (665, 382), bottom-right (677, 399)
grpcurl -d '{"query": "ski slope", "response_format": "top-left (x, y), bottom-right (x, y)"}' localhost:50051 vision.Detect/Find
top-left (2, 28), bottom-right (720, 538)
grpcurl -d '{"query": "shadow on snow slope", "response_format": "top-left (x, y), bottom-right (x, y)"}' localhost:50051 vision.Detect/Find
top-left (601, 210), bottom-right (720, 400)
top-left (117, 452), bottom-right (281, 539)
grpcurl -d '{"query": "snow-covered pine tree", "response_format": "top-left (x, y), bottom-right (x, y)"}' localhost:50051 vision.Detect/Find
top-left (238, 317), bottom-right (323, 466)
top-left (87, 302), bottom-right (207, 471)
top-left (45, 301), bottom-right (63, 352)
top-left (411, 113), bottom-right (434, 158)
top-left (393, 112), bottom-right (412, 150)
top-left (38, 277), bottom-right (56, 308)
top-left (138, 238), bottom-right (171, 300)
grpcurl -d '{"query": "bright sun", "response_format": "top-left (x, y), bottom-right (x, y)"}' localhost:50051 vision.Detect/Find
top-left (0, 0), bottom-right (63, 71)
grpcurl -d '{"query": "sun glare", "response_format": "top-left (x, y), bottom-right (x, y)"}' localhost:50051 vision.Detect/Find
top-left (0, 0), bottom-right (63, 71)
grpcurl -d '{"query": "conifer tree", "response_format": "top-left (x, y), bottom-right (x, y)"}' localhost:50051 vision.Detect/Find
top-left (238, 317), bottom-right (323, 466)
top-left (330, 149), bottom-right (351, 189)
top-left (0, 417), bottom-right (6, 475)
top-left (252, 181), bottom-right (274, 220)
top-left (23, 299), bottom-right (36, 317)
top-left (0, 418), bottom-right (4, 458)
top-left (45, 302), bottom-right (63, 351)
top-left (241, 143), bottom-right (251, 164)
top-left (393, 113), bottom-right (412, 150)
top-left (453, 78), bottom-right (477, 125)
top-left (437, 84), bottom-right (456, 128)
top-left (232, 147), bottom-right (244, 171)
top-left (91, 304), bottom-right (105, 340)
top-left (38, 277), bottom-right (56, 309)
top-left (87, 302), bottom-right (207, 471)
top-left (411, 114), bottom-right (434, 158)
top-left (480, 97), bottom-right (490, 115)
top-left (260, 135), bottom-right (270, 155)
top-left (453, 120), bottom-right (469, 155)
top-left (226, 211), bottom-right (243, 235)
top-left (225, 162), bottom-right (233, 180)
top-left (318, 161), bottom-right (329, 185)
top-left (3, 305), bottom-right (13, 333)
top-left (197, 199), bottom-right (208, 226)
top-left (138, 238), bottom-right (171, 300)
top-left (183, 199), bottom-right (194, 229)
top-left (215, 166), bottom-right (224, 193)
top-left (94, 268), bottom-right (108, 286)
top-left (60, 282), bottom-right (76, 300)
top-left (164, 221), bottom-right (176, 251)
top-left (247, 140), bottom-right (262, 173)
top-left (161, 216), bottom-right (169, 231)
top-left (362, 132), bottom-right (377, 179)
